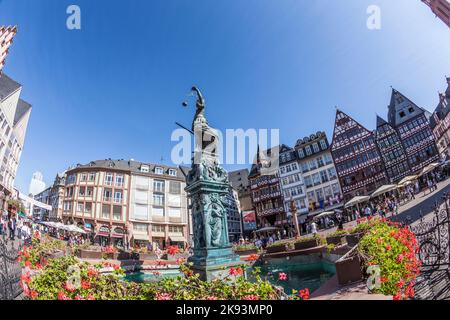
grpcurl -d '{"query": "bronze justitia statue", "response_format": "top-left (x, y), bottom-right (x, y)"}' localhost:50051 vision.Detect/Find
top-left (183, 86), bottom-right (240, 281)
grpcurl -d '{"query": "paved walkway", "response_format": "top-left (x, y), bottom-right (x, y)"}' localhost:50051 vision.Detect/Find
top-left (311, 276), bottom-right (391, 300)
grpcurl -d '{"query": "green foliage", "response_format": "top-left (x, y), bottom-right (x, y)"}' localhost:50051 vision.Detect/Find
top-left (358, 219), bottom-right (420, 300)
top-left (328, 230), bottom-right (348, 237)
top-left (23, 252), bottom-right (280, 300)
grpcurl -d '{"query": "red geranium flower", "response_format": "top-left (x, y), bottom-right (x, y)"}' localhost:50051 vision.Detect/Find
top-left (21, 272), bottom-right (31, 284)
top-left (81, 280), bottom-right (91, 289)
top-left (58, 291), bottom-right (71, 300)
top-left (299, 288), bottom-right (310, 300)
top-left (156, 292), bottom-right (172, 300)
top-left (278, 272), bottom-right (287, 281)
top-left (87, 268), bottom-right (99, 277)
top-left (167, 245), bottom-right (180, 256)
top-left (30, 290), bottom-right (39, 299)
top-left (229, 267), bottom-right (243, 276)
top-left (242, 295), bottom-right (259, 300)
top-left (246, 254), bottom-right (259, 262)
top-left (64, 282), bottom-right (76, 292)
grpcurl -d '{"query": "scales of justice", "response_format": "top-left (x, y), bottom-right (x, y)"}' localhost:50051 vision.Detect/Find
top-left (181, 86), bottom-right (241, 281)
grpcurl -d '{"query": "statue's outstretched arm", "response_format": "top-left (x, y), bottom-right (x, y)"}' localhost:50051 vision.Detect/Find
top-left (191, 86), bottom-right (205, 107)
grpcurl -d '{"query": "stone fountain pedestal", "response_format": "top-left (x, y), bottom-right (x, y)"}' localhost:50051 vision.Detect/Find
top-left (186, 178), bottom-right (241, 282)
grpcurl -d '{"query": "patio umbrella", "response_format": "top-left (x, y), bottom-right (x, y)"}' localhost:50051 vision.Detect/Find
top-left (254, 227), bottom-right (280, 233)
top-left (420, 163), bottom-right (440, 176)
top-left (398, 175), bottom-right (418, 185)
top-left (344, 196), bottom-right (370, 208)
top-left (66, 225), bottom-right (87, 234)
top-left (313, 211), bottom-right (335, 219)
top-left (371, 185), bottom-right (397, 198)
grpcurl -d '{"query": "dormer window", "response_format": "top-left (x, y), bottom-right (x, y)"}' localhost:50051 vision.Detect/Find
top-left (155, 167), bottom-right (164, 175)
top-left (408, 107), bottom-right (414, 113)
top-left (140, 165), bottom-right (150, 173)
top-left (399, 111), bottom-right (406, 118)
top-left (168, 169), bottom-right (177, 176)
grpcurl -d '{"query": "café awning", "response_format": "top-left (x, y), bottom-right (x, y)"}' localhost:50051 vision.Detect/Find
top-left (371, 185), bottom-right (397, 198)
top-left (344, 196), bottom-right (370, 208)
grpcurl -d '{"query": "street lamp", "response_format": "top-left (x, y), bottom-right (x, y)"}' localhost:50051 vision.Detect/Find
top-left (290, 200), bottom-right (301, 239)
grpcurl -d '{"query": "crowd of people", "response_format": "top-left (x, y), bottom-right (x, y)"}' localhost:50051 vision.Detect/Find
top-left (1, 211), bottom-right (33, 245)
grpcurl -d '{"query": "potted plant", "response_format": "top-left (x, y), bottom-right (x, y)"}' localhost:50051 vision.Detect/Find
top-left (233, 243), bottom-right (258, 255)
top-left (294, 236), bottom-right (322, 251)
top-left (326, 230), bottom-right (348, 246)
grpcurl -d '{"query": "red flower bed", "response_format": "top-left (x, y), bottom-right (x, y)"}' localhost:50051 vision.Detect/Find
top-left (358, 219), bottom-right (420, 300)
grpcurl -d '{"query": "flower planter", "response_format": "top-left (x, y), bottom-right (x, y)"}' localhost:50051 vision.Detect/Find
top-left (326, 235), bottom-right (346, 246)
top-left (77, 249), bottom-right (103, 260)
top-left (335, 248), bottom-right (363, 286)
top-left (234, 249), bottom-right (258, 256)
top-left (266, 245), bottom-right (288, 254)
top-left (346, 232), bottom-right (364, 247)
top-left (294, 239), bottom-right (320, 251)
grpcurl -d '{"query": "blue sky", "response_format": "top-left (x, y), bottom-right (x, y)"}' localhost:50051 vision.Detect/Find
top-left (0, 0), bottom-right (449, 192)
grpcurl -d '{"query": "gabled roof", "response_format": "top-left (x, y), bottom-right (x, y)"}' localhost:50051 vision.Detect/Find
top-left (14, 99), bottom-right (32, 126)
top-left (331, 109), bottom-right (373, 149)
top-left (0, 73), bottom-right (21, 102)
top-left (376, 115), bottom-right (388, 128)
top-left (388, 88), bottom-right (426, 126)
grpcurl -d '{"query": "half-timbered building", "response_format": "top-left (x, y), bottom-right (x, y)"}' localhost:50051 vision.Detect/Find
top-left (388, 89), bottom-right (439, 173)
top-left (375, 116), bottom-right (411, 183)
top-left (331, 110), bottom-right (388, 201)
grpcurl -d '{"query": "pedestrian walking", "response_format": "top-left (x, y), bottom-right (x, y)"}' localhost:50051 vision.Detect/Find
top-left (8, 216), bottom-right (16, 241)
top-left (310, 221), bottom-right (318, 237)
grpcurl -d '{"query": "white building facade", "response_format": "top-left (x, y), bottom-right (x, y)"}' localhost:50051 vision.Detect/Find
top-left (295, 132), bottom-right (343, 216)
top-left (128, 162), bottom-right (189, 249)
top-left (278, 145), bottom-right (308, 223)
top-left (0, 74), bottom-right (32, 200)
